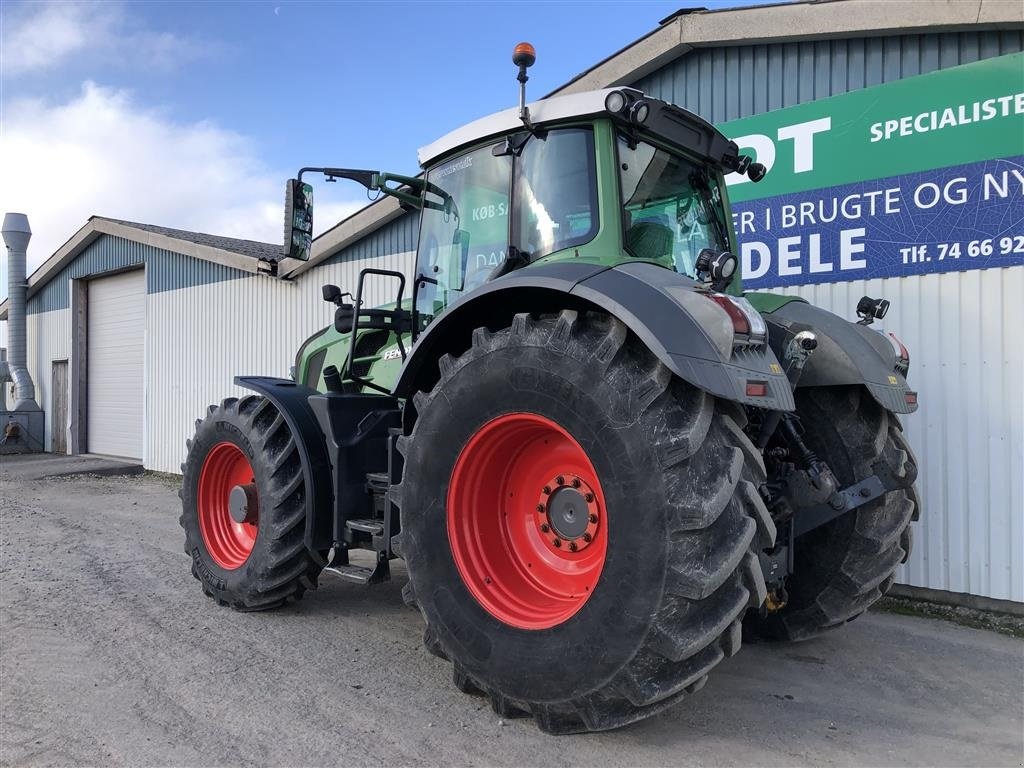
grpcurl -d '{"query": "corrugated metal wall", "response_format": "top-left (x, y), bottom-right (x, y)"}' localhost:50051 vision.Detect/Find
top-left (24, 309), bottom-right (71, 452)
top-left (635, 33), bottom-right (1024, 603)
top-left (146, 244), bottom-right (416, 474)
top-left (633, 31), bottom-right (1024, 123)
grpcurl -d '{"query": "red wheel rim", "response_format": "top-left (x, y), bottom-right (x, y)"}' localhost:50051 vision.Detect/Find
top-left (447, 413), bottom-right (608, 630)
top-left (198, 442), bottom-right (258, 570)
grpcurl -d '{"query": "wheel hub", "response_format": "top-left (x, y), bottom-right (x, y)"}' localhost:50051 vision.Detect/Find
top-left (228, 483), bottom-right (258, 524)
top-left (537, 475), bottom-right (600, 551)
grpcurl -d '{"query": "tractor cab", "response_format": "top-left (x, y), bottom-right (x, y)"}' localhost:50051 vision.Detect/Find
top-left (411, 87), bottom-right (760, 327)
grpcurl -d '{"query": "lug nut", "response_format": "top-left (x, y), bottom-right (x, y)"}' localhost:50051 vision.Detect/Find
top-left (583, 533), bottom-right (592, 542)
top-left (540, 523), bottom-right (550, 533)
top-left (542, 486), bottom-right (551, 495)
top-left (589, 514), bottom-right (598, 523)
top-left (571, 478), bottom-right (581, 488)
top-left (556, 476), bottom-right (565, 486)
top-left (584, 493), bottom-right (594, 503)
top-left (552, 538), bottom-right (562, 548)
top-left (536, 503), bottom-right (545, 512)
top-left (569, 542), bottom-right (578, 552)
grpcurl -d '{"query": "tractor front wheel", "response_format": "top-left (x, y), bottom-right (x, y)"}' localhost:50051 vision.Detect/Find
top-left (179, 395), bottom-right (323, 610)
top-left (396, 311), bottom-right (774, 734)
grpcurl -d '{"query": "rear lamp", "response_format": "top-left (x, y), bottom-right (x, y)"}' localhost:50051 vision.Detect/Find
top-left (888, 332), bottom-right (910, 376)
top-left (709, 294), bottom-right (749, 336)
top-left (746, 381), bottom-right (768, 397)
top-left (604, 90), bottom-right (628, 114)
top-left (629, 100), bottom-right (650, 124)
top-left (708, 294), bottom-right (767, 347)
top-left (904, 391), bottom-right (918, 406)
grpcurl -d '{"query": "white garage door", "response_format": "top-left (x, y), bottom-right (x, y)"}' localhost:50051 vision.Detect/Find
top-left (88, 269), bottom-right (145, 459)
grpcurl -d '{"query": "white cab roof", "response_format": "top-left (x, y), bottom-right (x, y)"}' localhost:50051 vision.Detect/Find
top-left (417, 89), bottom-right (622, 168)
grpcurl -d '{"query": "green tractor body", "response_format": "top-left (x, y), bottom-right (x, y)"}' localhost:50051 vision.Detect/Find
top-left (180, 54), bottom-right (921, 734)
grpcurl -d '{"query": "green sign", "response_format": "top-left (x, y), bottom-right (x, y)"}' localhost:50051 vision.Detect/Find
top-left (721, 52), bottom-right (1024, 203)
top-left (716, 53), bottom-right (1024, 288)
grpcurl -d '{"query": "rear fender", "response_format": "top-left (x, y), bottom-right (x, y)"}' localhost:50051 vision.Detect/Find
top-left (763, 301), bottom-right (918, 414)
top-left (394, 261), bottom-right (794, 410)
top-left (235, 376), bottom-right (334, 556)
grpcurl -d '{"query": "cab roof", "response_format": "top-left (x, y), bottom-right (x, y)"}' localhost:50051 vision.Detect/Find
top-left (418, 89), bottom-right (616, 167)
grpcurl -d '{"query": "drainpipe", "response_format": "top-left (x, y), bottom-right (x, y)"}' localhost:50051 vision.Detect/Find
top-left (2, 212), bottom-right (40, 411)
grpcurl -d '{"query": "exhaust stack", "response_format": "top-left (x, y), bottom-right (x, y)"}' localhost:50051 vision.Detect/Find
top-left (2, 212), bottom-right (39, 411)
top-left (1, 212), bottom-right (44, 455)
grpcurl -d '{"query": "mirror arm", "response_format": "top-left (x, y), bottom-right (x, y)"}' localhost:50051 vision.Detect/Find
top-left (297, 167), bottom-right (427, 210)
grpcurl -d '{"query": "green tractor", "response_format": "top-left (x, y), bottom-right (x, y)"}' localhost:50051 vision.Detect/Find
top-left (180, 44), bottom-right (920, 734)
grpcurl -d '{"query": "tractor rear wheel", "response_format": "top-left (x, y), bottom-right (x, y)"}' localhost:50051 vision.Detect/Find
top-left (179, 395), bottom-right (323, 610)
top-left (746, 385), bottom-right (919, 641)
top-left (395, 311), bottom-right (774, 734)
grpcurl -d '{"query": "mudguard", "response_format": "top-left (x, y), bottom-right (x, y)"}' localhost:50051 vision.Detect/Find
top-left (395, 261), bottom-right (794, 411)
top-left (235, 376), bottom-right (335, 554)
top-left (762, 301), bottom-right (918, 415)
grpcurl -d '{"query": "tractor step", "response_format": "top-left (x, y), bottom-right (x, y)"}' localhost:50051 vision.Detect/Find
top-left (325, 555), bottom-right (391, 585)
top-left (346, 518), bottom-right (384, 536)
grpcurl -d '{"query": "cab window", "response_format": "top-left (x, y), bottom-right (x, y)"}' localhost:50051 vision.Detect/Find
top-left (513, 128), bottom-right (598, 261)
top-left (415, 144), bottom-right (512, 325)
top-left (618, 136), bottom-right (729, 278)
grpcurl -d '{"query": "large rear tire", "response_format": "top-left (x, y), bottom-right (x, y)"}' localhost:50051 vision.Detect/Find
top-left (395, 311), bottom-right (774, 734)
top-left (180, 395), bottom-right (323, 610)
top-left (747, 385), bottom-right (920, 641)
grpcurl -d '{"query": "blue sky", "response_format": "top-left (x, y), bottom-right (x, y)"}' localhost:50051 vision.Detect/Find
top-left (1, 0), bottom-right (773, 270)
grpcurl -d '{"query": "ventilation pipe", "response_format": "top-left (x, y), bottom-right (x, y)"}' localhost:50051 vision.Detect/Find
top-left (2, 212), bottom-right (40, 411)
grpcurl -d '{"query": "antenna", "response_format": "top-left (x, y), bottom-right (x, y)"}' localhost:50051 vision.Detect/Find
top-left (512, 42), bottom-right (536, 128)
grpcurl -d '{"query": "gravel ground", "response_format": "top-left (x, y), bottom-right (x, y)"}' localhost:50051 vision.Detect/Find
top-left (1, 454), bottom-right (1022, 767)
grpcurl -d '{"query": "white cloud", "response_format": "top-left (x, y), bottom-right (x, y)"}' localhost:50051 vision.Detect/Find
top-left (0, 82), bottom-right (364, 273)
top-left (1, 1), bottom-right (207, 77)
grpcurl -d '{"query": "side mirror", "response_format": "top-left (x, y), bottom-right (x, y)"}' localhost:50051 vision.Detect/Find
top-left (747, 162), bottom-right (767, 183)
top-left (334, 305), bottom-right (355, 334)
top-left (283, 178), bottom-right (314, 260)
top-left (322, 284), bottom-right (342, 303)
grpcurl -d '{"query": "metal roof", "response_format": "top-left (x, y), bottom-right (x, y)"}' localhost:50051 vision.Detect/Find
top-left (100, 219), bottom-right (283, 263)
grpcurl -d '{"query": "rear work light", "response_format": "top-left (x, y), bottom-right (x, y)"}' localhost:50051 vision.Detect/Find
top-left (708, 294), bottom-right (767, 347)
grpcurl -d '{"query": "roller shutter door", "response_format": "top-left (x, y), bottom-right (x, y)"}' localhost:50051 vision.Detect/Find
top-left (88, 270), bottom-right (145, 459)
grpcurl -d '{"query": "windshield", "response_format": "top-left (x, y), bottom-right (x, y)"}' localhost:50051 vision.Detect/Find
top-left (618, 135), bottom-right (729, 278)
top-left (415, 144), bottom-right (512, 326)
top-left (414, 128), bottom-right (599, 329)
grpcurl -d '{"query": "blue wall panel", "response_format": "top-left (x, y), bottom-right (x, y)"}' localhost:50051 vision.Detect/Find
top-left (324, 211), bottom-right (419, 267)
top-left (633, 31), bottom-right (1024, 123)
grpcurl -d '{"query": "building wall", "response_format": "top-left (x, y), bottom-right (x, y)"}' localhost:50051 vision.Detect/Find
top-left (24, 308), bottom-right (71, 452)
top-left (633, 31), bottom-right (1024, 123)
top-left (146, 244), bottom-right (415, 474)
top-left (19, 218), bottom-right (416, 469)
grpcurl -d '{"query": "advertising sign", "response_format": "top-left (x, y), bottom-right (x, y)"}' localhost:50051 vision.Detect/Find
top-left (718, 53), bottom-right (1024, 289)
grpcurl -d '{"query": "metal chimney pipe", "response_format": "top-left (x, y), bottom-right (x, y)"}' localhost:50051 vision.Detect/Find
top-left (2, 212), bottom-right (40, 411)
